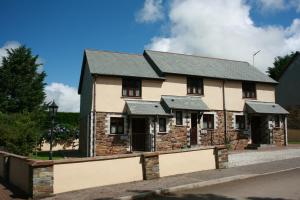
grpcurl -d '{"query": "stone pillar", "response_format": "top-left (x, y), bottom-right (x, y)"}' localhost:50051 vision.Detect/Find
top-left (142, 152), bottom-right (160, 180)
top-left (215, 146), bottom-right (228, 169)
top-left (29, 161), bottom-right (54, 199)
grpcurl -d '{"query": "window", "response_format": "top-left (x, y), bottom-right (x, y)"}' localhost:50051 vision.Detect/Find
top-left (176, 111), bottom-right (183, 125)
top-left (235, 115), bottom-right (246, 129)
top-left (274, 116), bottom-right (280, 128)
top-left (122, 78), bottom-right (141, 97)
top-left (110, 117), bottom-right (124, 134)
top-left (203, 114), bottom-right (214, 129)
top-left (187, 77), bottom-right (204, 95)
top-left (242, 81), bottom-right (256, 98)
top-left (159, 118), bottom-right (166, 132)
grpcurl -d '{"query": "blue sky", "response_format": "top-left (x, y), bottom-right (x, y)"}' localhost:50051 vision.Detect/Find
top-left (1, 0), bottom-right (300, 111)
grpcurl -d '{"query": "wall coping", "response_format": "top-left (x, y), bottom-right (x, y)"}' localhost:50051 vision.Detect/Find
top-left (158, 146), bottom-right (216, 155)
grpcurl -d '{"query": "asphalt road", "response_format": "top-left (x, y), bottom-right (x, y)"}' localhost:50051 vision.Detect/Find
top-left (151, 168), bottom-right (300, 200)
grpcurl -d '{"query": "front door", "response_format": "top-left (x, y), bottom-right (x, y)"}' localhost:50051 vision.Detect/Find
top-left (251, 116), bottom-right (261, 144)
top-left (190, 113), bottom-right (198, 145)
top-left (132, 118), bottom-right (147, 151)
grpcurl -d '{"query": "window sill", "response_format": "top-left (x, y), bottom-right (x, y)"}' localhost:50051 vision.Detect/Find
top-left (202, 128), bottom-right (215, 131)
top-left (109, 133), bottom-right (128, 136)
top-left (121, 96), bottom-right (142, 99)
top-left (187, 93), bottom-right (204, 97)
top-left (158, 132), bottom-right (168, 134)
top-left (242, 97), bottom-right (257, 100)
top-left (175, 125), bottom-right (185, 127)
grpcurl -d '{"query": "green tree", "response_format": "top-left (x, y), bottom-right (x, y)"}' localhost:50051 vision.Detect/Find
top-left (267, 52), bottom-right (295, 81)
top-left (0, 46), bottom-right (46, 113)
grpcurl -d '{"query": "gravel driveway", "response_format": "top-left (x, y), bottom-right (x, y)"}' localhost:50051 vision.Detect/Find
top-left (229, 148), bottom-right (300, 167)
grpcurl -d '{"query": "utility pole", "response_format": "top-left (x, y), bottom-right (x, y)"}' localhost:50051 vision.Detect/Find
top-left (253, 50), bottom-right (261, 67)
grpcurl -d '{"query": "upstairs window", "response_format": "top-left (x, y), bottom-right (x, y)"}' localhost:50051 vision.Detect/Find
top-left (235, 115), bottom-right (246, 130)
top-left (203, 114), bottom-right (214, 129)
top-left (187, 77), bottom-right (204, 95)
top-left (159, 118), bottom-right (166, 132)
top-left (176, 111), bottom-right (183, 125)
top-left (110, 117), bottom-right (124, 134)
top-left (122, 78), bottom-right (141, 97)
top-left (242, 81), bottom-right (256, 98)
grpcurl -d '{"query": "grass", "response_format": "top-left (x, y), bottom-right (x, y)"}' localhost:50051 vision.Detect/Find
top-left (30, 150), bottom-right (80, 160)
top-left (288, 141), bottom-right (300, 144)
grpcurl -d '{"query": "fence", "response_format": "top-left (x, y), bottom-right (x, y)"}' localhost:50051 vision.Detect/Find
top-left (0, 146), bottom-right (228, 199)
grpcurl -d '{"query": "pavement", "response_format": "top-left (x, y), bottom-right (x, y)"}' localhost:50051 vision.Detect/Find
top-left (151, 168), bottom-right (300, 200)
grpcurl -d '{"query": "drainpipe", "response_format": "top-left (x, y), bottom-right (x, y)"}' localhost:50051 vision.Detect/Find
top-left (284, 115), bottom-right (288, 146)
top-left (222, 80), bottom-right (227, 145)
top-left (92, 75), bottom-right (97, 157)
top-left (153, 115), bottom-right (158, 152)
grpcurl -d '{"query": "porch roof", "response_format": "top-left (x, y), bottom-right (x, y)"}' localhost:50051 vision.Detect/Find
top-left (125, 100), bottom-right (171, 116)
top-left (245, 101), bottom-right (289, 115)
top-left (161, 95), bottom-right (210, 111)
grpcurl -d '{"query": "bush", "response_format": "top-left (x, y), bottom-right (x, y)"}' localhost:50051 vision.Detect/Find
top-left (0, 112), bottom-right (44, 156)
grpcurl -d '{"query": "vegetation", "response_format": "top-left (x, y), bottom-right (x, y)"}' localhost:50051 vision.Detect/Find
top-left (267, 52), bottom-right (295, 81)
top-left (0, 45), bottom-right (46, 156)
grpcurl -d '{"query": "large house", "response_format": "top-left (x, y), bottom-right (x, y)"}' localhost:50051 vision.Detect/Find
top-left (276, 52), bottom-right (300, 137)
top-left (78, 49), bottom-right (288, 157)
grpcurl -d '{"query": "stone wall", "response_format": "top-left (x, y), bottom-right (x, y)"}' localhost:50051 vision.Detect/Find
top-left (31, 162), bottom-right (53, 198)
top-left (214, 146), bottom-right (228, 169)
top-left (95, 112), bottom-right (129, 156)
top-left (273, 128), bottom-right (285, 146)
top-left (156, 126), bottom-right (188, 151)
top-left (142, 152), bottom-right (159, 180)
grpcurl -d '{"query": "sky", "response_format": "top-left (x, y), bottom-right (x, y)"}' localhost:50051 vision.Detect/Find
top-left (1, 0), bottom-right (300, 112)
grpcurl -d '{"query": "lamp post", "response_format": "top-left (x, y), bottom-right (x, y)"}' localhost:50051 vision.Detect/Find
top-left (48, 100), bottom-right (58, 160)
top-left (252, 50), bottom-right (261, 67)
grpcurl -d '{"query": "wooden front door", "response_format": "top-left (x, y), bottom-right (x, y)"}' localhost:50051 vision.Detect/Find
top-left (132, 118), bottom-right (147, 151)
top-left (190, 113), bottom-right (198, 145)
top-left (251, 116), bottom-right (261, 144)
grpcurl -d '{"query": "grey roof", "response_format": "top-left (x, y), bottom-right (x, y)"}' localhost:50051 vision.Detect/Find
top-left (161, 95), bottom-right (209, 111)
top-left (245, 101), bottom-right (289, 114)
top-left (144, 50), bottom-right (277, 84)
top-left (85, 49), bottom-right (163, 80)
top-left (125, 100), bottom-right (171, 116)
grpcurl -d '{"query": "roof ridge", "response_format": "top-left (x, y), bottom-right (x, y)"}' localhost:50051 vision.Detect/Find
top-left (145, 49), bottom-right (250, 64)
top-left (85, 48), bottom-right (142, 56)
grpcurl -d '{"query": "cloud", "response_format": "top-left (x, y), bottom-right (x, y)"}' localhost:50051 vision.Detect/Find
top-left (45, 83), bottom-right (80, 112)
top-left (136, 0), bottom-right (164, 23)
top-left (0, 41), bottom-right (21, 64)
top-left (145, 0), bottom-right (300, 72)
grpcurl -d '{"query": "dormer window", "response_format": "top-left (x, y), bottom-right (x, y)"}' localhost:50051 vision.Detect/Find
top-left (242, 81), bottom-right (256, 98)
top-left (187, 77), bottom-right (203, 95)
top-left (122, 78), bottom-right (141, 97)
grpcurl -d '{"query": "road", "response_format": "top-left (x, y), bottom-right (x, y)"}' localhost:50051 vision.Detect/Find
top-left (151, 168), bottom-right (300, 200)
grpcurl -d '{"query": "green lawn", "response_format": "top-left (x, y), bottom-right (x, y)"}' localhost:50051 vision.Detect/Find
top-left (288, 141), bottom-right (300, 144)
top-left (30, 150), bottom-right (80, 160)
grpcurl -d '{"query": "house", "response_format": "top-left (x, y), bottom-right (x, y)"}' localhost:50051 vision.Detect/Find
top-left (78, 49), bottom-right (288, 157)
top-left (276, 52), bottom-right (300, 141)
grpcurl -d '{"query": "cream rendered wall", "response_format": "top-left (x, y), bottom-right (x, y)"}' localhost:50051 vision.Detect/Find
top-left (159, 149), bottom-right (216, 177)
top-left (256, 83), bottom-right (275, 102)
top-left (53, 157), bottom-right (143, 194)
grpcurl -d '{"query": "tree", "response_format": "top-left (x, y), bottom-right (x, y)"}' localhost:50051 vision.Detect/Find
top-left (267, 52), bottom-right (295, 81)
top-left (0, 46), bottom-right (46, 113)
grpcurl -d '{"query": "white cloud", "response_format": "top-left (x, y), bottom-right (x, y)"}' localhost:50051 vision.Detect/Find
top-left (146, 0), bottom-right (300, 72)
top-left (45, 82), bottom-right (80, 112)
top-left (136, 0), bottom-right (164, 23)
top-left (0, 41), bottom-right (20, 64)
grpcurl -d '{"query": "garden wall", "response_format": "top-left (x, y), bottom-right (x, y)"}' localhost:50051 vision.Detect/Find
top-left (0, 146), bottom-right (227, 198)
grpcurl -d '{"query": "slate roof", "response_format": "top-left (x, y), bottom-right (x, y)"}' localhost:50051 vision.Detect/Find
top-left (85, 49), bottom-right (163, 80)
top-left (245, 101), bottom-right (289, 114)
top-left (125, 100), bottom-right (171, 116)
top-left (144, 50), bottom-right (277, 84)
top-left (161, 95), bottom-right (209, 111)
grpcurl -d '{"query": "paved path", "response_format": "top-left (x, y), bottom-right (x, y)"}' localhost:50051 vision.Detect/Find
top-left (43, 157), bottom-right (300, 200)
top-left (229, 148), bottom-right (300, 167)
top-left (0, 180), bottom-right (27, 200)
top-left (152, 168), bottom-right (300, 200)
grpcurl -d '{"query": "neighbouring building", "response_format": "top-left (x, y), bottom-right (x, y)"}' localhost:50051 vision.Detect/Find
top-left (78, 49), bottom-right (288, 157)
top-left (276, 52), bottom-right (300, 141)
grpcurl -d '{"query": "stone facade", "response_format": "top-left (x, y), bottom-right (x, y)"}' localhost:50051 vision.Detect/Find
top-left (95, 112), bottom-right (129, 156)
top-left (142, 152), bottom-right (160, 180)
top-left (31, 164), bottom-right (53, 199)
top-left (273, 128), bottom-right (285, 146)
top-left (156, 126), bottom-right (188, 151)
top-left (215, 146), bottom-right (228, 169)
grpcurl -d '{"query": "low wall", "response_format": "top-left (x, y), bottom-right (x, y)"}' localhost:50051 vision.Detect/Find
top-left (0, 147), bottom-right (228, 198)
top-left (53, 154), bottom-right (143, 194)
top-left (9, 156), bottom-right (30, 194)
top-left (159, 148), bottom-right (216, 177)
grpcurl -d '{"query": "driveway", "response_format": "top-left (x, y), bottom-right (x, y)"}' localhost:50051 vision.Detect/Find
top-left (229, 146), bottom-right (300, 167)
top-left (152, 168), bottom-right (300, 200)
